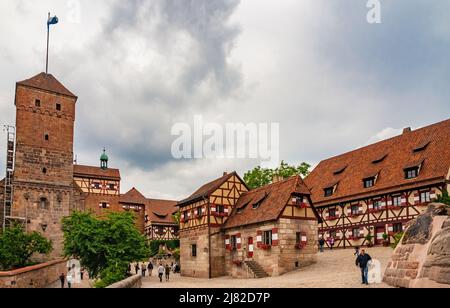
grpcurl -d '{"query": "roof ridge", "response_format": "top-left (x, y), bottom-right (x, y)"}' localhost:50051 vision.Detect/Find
top-left (317, 118), bottom-right (450, 164)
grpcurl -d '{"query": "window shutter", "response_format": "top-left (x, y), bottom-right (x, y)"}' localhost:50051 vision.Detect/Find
top-left (359, 227), bottom-right (365, 238)
top-left (324, 210), bottom-right (329, 220)
top-left (430, 189), bottom-right (437, 200)
top-left (248, 237), bottom-right (254, 258)
top-left (401, 194), bottom-right (408, 206)
top-left (347, 207), bottom-right (352, 216)
top-left (224, 205), bottom-right (229, 216)
top-left (381, 198), bottom-right (387, 209)
top-left (225, 235), bottom-right (231, 251)
top-left (387, 198), bottom-right (393, 207)
top-left (236, 233), bottom-right (242, 249)
top-left (257, 231), bottom-right (262, 248)
top-left (368, 200), bottom-right (373, 210)
top-left (414, 192), bottom-right (420, 205)
top-left (272, 228), bottom-right (279, 246)
top-left (358, 204), bottom-right (364, 214)
top-left (387, 224), bottom-right (394, 236)
top-left (211, 205), bottom-right (216, 214)
top-left (301, 232), bottom-right (307, 245)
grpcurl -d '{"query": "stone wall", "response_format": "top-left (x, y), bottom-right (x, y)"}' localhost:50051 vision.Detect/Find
top-left (180, 226), bottom-right (210, 278)
top-left (0, 259), bottom-right (66, 288)
top-left (106, 274), bottom-right (142, 288)
top-left (383, 203), bottom-right (450, 288)
top-left (225, 218), bottom-right (318, 278)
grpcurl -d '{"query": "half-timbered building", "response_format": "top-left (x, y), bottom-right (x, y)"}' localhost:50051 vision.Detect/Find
top-left (145, 198), bottom-right (179, 241)
top-left (178, 173), bottom-right (319, 278)
top-left (304, 119), bottom-right (450, 248)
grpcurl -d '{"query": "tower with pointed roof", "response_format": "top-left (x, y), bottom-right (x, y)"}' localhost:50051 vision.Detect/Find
top-left (100, 148), bottom-right (108, 170)
top-left (12, 72), bottom-right (77, 258)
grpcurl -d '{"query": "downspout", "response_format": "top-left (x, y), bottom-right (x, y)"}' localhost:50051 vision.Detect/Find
top-left (206, 197), bottom-right (212, 279)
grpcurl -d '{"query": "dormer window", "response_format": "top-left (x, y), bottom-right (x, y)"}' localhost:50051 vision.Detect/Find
top-left (372, 154), bottom-right (388, 164)
top-left (252, 193), bottom-right (270, 209)
top-left (363, 177), bottom-right (375, 188)
top-left (324, 187), bottom-right (334, 197)
top-left (333, 166), bottom-right (347, 175)
top-left (413, 141), bottom-right (430, 153)
top-left (405, 167), bottom-right (419, 179)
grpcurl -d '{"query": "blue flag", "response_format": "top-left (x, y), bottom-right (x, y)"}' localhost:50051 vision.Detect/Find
top-left (47, 15), bottom-right (59, 26)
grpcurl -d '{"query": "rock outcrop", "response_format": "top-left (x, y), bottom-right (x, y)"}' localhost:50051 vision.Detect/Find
top-left (383, 203), bottom-right (450, 288)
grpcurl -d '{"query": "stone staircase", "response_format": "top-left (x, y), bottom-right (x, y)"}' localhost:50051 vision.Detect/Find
top-left (244, 261), bottom-right (269, 278)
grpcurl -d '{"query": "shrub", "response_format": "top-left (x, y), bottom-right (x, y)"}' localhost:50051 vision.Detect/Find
top-left (0, 225), bottom-right (52, 271)
top-left (391, 232), bottom-right (404, 250)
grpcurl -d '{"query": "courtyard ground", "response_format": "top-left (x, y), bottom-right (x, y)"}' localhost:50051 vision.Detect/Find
top-left (142, 247), bottom-right (394, 288)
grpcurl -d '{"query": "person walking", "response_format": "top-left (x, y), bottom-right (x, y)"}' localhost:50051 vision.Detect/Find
top-left (67, 271), bottom-right (73, 289)
top-left (165, 264), bottom-right (171, 282)
top-left (158, 264), bottom-right (165, 283)
top-left (59, 273), bottom-right (66, 288)
top-left (135, 263), bottom-right (140, 275)
top-left (355, 249), bottom-right (372, 285)
top-left (141, 263), bottom-right (147, 277)
top-left (148, 262), bottom-right (153, 277)
top-left (318, 237), bottom-right (325, 253)
top-left (328, 237), bottom-right (335, 250)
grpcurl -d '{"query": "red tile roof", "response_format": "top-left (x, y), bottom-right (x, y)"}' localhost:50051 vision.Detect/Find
top-left (17, 73), bottom-right (77, 98)
top-left (146, 199), bottom-right (179, 225)
top-left (224, 176), bottom-right (315, 229)
top-left (179, 172), bottom-right (246, 205)
top-left (305, 118), bottom-right (450, 207)
top-left (73, 164), bottom-right (121, 180)
top-left (120, 188), bottom-right (148, 205)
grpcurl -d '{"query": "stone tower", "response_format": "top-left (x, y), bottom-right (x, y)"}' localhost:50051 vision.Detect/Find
top-left (12, 72), bottom-right (77, 259)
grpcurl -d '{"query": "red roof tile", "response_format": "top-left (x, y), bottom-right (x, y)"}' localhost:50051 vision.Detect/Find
top-left (146, 199), bottom-right (179, 225)
top-left (17, 73), bottom-right (77, 98)
top-left (305, 118), bottom-right (450, 207)
top-left (73, 164), bottom-right (121, 180)
top-left (120, 188), bottom-right (148, 205)
top-left (224, 176), bottom-right (315, 229)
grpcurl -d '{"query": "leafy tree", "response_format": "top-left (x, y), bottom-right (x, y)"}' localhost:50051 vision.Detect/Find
top-left (62, 211), bottom-right (150, 288)
top-left (244, 161), bottom-right (311, 189)
top-left (0, 225), bottom-right (52, 270)
top-left (172, 211), bottom-right (181, 224)
top-left (437, 190), bottom-right (450, 206)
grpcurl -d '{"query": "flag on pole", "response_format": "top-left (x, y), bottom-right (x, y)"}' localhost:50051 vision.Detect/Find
top-left (47, 15), bottom-right (59, 26)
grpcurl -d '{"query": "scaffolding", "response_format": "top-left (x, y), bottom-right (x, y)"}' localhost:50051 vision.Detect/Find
top-left (2, 125), bottom-right (26, 231)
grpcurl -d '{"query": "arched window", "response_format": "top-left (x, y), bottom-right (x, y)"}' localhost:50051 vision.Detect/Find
top-left (40, 197), bottom-right (49, 210)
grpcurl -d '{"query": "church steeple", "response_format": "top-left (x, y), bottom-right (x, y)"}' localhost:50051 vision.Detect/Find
top-left (100, 148), bottom-right (109, 170)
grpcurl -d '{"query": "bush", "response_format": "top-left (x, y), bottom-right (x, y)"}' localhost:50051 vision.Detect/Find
top-left (149, 240), bottom-right (180, 257)
top-left (62, 211), bottom-right (149, 288)
top-left (0, 225), bottom-right (52, 271)
top-left (391, 232), bottom-right (404, 250)
top-left (437, 190), bottom-right (450, 206)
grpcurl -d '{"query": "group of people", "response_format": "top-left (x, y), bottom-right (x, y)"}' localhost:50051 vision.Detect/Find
top-left (130, 261), bottom-right (180, 283)
top-left (59, 266), bottom-right (86, 288)
top-left (318, 237), bottom-right (335, 252)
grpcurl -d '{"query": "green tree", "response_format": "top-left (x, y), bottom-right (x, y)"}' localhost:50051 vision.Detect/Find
top-left (62, 211), bottom-right (150, 288)
top-left (437, 190), bottom-right (450, 206)
top-left (0, 225), bottom-right (52, 270)
top-left (244, 161), bottom-right (311, 189)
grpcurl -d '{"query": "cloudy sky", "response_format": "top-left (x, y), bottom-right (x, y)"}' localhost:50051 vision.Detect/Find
top-left (0, 0), bottom-right (449, 200)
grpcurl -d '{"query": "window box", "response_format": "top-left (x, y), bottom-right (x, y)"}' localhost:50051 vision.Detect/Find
top-left (295, 242), bottom-right (306, 250)
top-left (260, 244), bottom-right (271, 250)
top-left (327, 215), bottom-right (340, 221)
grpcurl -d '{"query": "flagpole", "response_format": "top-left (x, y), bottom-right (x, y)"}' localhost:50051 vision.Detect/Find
top-left (46, 12), bottom-right (50, 74)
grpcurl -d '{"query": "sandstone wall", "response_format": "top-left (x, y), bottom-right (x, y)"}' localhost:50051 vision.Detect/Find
top-left (383, 204), bottom-right (450, 288)
top-left (180, 226), bottom-right (210, 278)
top-left (0, 259), bottom-right (66, 288)
top-left (107, 274), bottom-right (142, 288)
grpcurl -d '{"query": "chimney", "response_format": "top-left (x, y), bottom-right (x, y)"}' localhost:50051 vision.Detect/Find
top-left (272, 174), bottom-right (283, 184)
top-left (403, 127), bottom-right (412, 134)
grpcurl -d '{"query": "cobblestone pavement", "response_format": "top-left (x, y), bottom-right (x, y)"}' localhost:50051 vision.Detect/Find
top-left (142, 247), bottom-right (394, 288)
